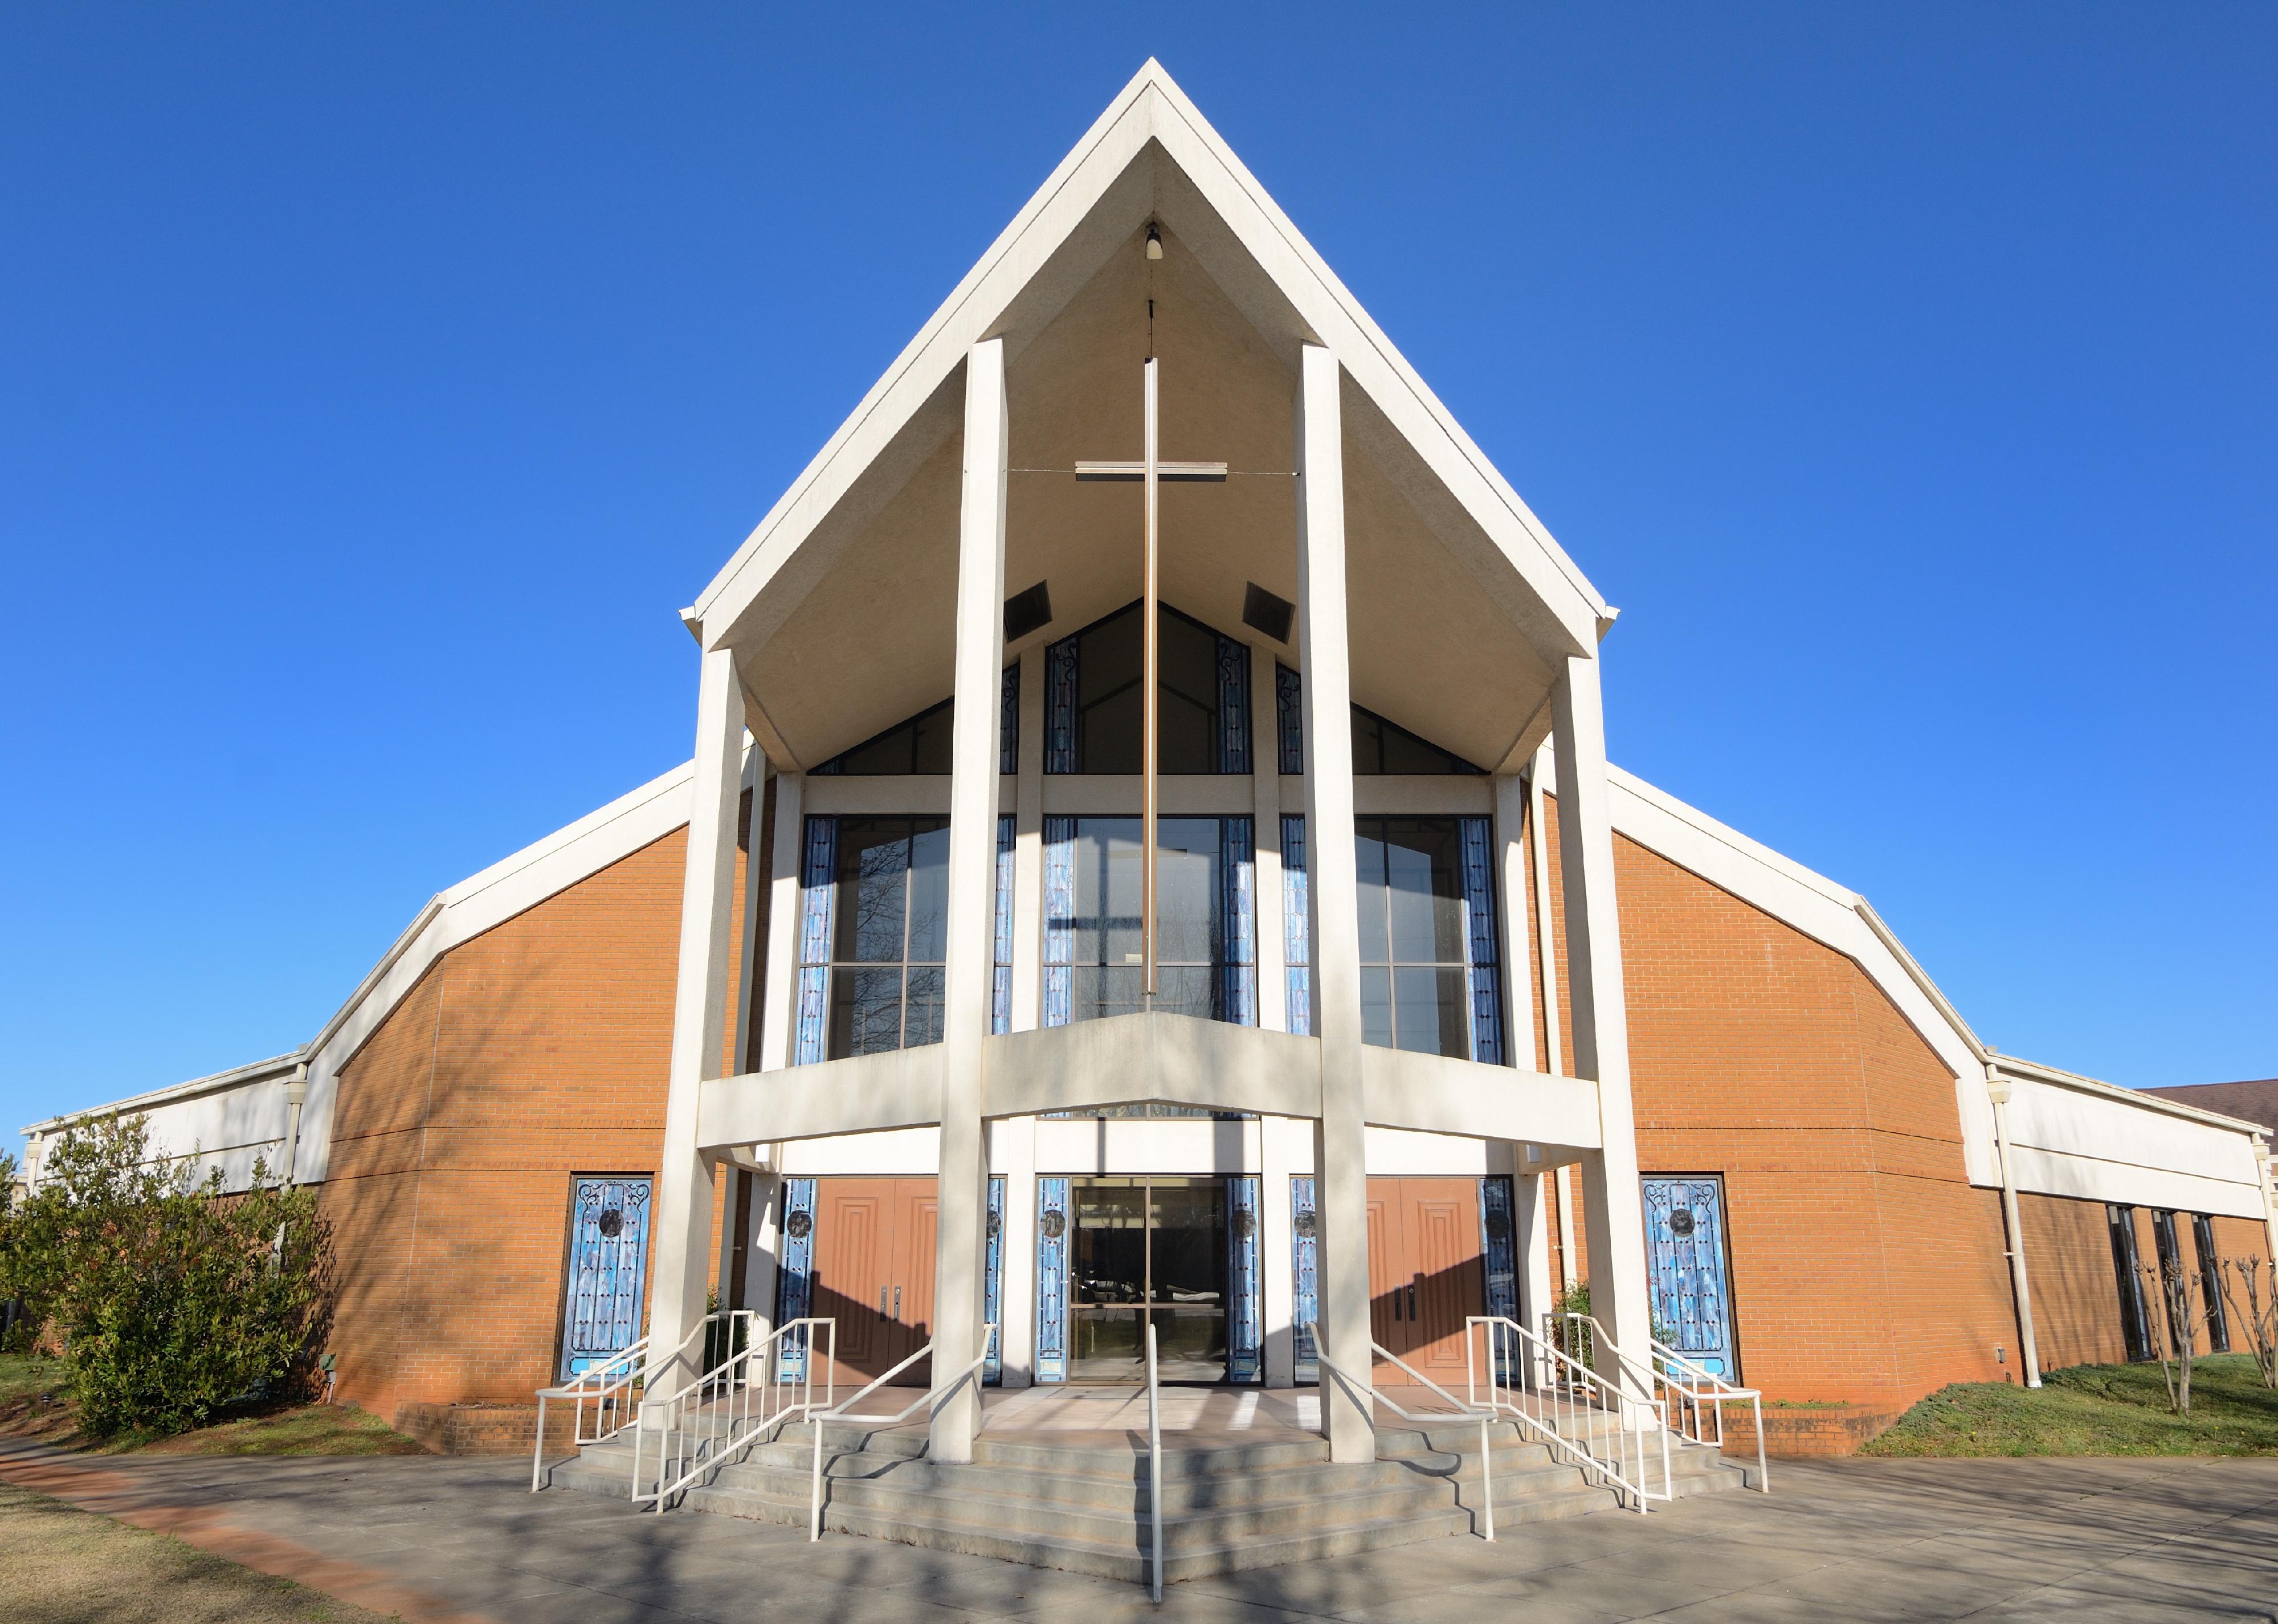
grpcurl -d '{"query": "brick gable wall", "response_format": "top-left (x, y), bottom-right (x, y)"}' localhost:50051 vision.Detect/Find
top-left (1525, 791), bottom-right (2019, 1408)
top-left (316, 786), bottom-right (768, 1424)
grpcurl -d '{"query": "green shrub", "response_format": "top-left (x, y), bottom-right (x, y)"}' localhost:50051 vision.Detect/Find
top-left (0, 1115), bottom-right (333, 1438)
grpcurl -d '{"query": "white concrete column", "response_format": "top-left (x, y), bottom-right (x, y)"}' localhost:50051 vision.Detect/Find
top-left (1549, 655), bottom-right (1652, 1398)
top-left (1517, 1171), bottom-right (1554, 1332)
top-left (713, 1161), bottom-right (745, 1309)
top-left (646, 645), bottom-right (747, 1390)
top-left (1011, 644), bottom-right (1045, 1033)
top-left (995, 1118), bottom-right (1038, 1387)
top-left (757, 772), bottom-right (806, 1073)
top-left (1535, 749), bottom-right (1579, 1294)
top-left (1493, 773), bottom-right (1536, 1071)
top-left (1260, 1116), bottom-right (1299, 1385)
top-left (1295, 344), bottom-right (1373, 1462)
top-left (729, 754), bottom-right (769, 1076)
top-left (999, 644), bottom-right (1046, 1387)
top-left (1556, 1166), bottom-right (1579, 1293)
top-left (2262, 1150), bottom-right (2278, 1271)
top-left (746, 1169), bottom-right (782, 1340)
top-left (930, 338), bottom-right (1010, 1462)
top-left (1528, 748), bottom-right (1562, 1078)
top-left (1250, 636), bottom-right (1288, 1033)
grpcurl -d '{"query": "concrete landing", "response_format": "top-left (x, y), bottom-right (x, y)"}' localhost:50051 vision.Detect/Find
top-left (9, 1441), bottom-right (2276, 1622)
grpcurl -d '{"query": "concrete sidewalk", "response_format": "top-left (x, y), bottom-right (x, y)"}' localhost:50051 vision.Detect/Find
top-left (3, 1441), bottom-right (2275, 1622)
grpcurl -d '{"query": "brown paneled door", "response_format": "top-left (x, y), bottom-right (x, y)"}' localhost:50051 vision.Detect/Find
top-left (1366, 1177), bottom-right (1486, 1385)
top-left (808, 1178), bottom-right (938, 1388)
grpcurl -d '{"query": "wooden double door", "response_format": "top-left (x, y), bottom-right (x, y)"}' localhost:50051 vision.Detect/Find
top-left (808, 1177), bottom-right (937, 1388)
top-left (1366, 1177), bottom-right (1487, 1384)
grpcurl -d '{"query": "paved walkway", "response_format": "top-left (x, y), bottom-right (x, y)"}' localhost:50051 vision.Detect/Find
top-left (3, 1441), bottom-right (2276, 1622)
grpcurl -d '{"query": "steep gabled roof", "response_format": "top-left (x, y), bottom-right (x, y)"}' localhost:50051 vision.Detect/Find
top-left (688, 59), bottom-right (1609, 666)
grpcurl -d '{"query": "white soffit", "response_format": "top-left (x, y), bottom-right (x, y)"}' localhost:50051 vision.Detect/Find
top-left (689, 59), bottom-right (1607, 664)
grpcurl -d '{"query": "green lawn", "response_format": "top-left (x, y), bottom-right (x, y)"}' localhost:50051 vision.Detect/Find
top-left (0, 1353), bottom-right (423, 1456)
top-left (0, 1480), bottom-right (398, 1624)
top-left (1863, 1353), bottom-right (2278, 1457)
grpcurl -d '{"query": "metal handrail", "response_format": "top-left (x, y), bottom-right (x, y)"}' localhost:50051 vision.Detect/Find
top-left (1467, 1315), bottom-right (1669, 1513)
top-left (632, 1315), bottom-right (838, 1512)
top-left (808, 1325), bottom-right (998, 1542)
top-left (1552, 1312), bottom-right (1767, 1491)
top-left (1303, 1322), bottom-right (1496, 1542)
top-left (1145, 1322), bottom-right (1163, 1601)
top-left (530, 1335), bottom-right (650, 1491)
top-left (1644, 1333), bottom-right (1769, 1493)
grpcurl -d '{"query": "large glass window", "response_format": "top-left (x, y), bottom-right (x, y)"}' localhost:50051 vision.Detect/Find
top-left (1045, 602), bottom-right (1249, 774)
top-left (1062, 817), bottom-right (1236, 1023)
top-left (1356, 817), bottom-right (1471, 1058)
top-left (823, 816), bottom-right (949, 1058)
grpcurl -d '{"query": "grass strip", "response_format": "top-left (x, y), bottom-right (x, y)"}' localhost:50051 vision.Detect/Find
top-left (0, 1479), bottom-right (399, 1624)
top-left (1863, 1352), bottom-right (2278, 1457)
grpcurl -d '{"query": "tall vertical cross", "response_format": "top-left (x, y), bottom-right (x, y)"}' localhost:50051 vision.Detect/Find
top-left (1076, 357), bottom-right (1226, 1003)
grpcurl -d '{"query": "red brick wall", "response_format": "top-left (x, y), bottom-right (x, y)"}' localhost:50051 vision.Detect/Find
top-left (2020, 1193), bottom-right (2130, 1368)
top-left (317, 784), bottom-right (769, 1423)
top-left (2211, 1214), bottom-right (2275, 1353)
top-left (1525, 795), bottom-right (2019, 1410)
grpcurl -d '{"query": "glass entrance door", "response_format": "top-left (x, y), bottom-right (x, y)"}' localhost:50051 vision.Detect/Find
top-left (1069, 1176), bottom-right (1229, 1381)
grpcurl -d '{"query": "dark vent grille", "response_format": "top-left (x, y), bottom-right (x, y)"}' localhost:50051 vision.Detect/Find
top-left (1005, 581), bottom-right (1054, 643)
top-left (1242, 582), bottom-right (1295, 644)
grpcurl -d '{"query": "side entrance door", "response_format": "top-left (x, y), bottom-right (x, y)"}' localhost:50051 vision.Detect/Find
top-left (808, 1177), bottom-right (938, 1389)
top-left (1366, 1176), bottom-right (1485, 1386)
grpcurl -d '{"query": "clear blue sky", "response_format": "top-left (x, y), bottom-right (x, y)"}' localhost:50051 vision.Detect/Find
top-left (4, 5), bottom-right (2272, 1136)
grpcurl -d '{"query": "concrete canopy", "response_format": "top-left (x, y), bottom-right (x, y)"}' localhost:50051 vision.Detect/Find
top-left (691, 60), bottom-right (1610, 774)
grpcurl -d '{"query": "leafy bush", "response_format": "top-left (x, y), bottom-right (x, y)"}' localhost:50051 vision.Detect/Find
top-left (0, 1114), bottom-right (333, 1438)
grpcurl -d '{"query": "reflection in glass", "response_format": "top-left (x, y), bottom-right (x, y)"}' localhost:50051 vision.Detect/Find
top-left (1064, 817), bottom-right (1225, 1022)
top-left (1354, 817), bottom-right (1472, 1059)
top-left (1068, 1177), bottom-right (1230, 1381)
top-left (824, 817), bottom-right (951, 1060)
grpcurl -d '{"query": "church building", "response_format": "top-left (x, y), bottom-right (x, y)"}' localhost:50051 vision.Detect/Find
top-left (22, 64), bottom-right (2276, 1478)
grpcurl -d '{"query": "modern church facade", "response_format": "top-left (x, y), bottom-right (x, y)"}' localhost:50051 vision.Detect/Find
top-left (23, 65), bottom-right (2276, 1468)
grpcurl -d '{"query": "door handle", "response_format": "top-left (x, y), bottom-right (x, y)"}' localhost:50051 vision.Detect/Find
top-left (879, 1287), bottom-right (888, 1321)
top-left (1408, 1281), bottom-right (1418, 1323)
top-left (894, 1285), bottom-right (902, 1320)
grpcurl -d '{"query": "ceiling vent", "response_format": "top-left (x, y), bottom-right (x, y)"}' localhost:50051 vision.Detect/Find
top-left (1242, 582), bottom-right (1295, 644)
top-left (1004, 581), bottom-right (1054, 643)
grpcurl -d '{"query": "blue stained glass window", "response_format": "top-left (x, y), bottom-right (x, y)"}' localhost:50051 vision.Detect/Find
top-left (1282, 815), bottom-right (1309, 1037)
top-left (1276, 665), bottom-right (1305, 776)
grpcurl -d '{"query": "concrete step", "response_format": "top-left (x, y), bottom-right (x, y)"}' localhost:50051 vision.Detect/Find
top-left (541, 1406), bottom-right (1753, 1584)
top-left (717, 1456), bottom-right (1460, 1552)
top-left (723, 1448), bottom-right (1439, 1517)
top-left (691, 1474), bottom-right (1472, 1583)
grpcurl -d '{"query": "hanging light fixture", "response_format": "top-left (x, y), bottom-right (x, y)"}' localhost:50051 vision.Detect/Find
top-left (1145, 222), bottom-right (1163, 260)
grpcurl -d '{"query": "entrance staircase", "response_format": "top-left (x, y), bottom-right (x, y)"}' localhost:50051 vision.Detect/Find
top-left (547, 1411), bottom-right (1752, 1584)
